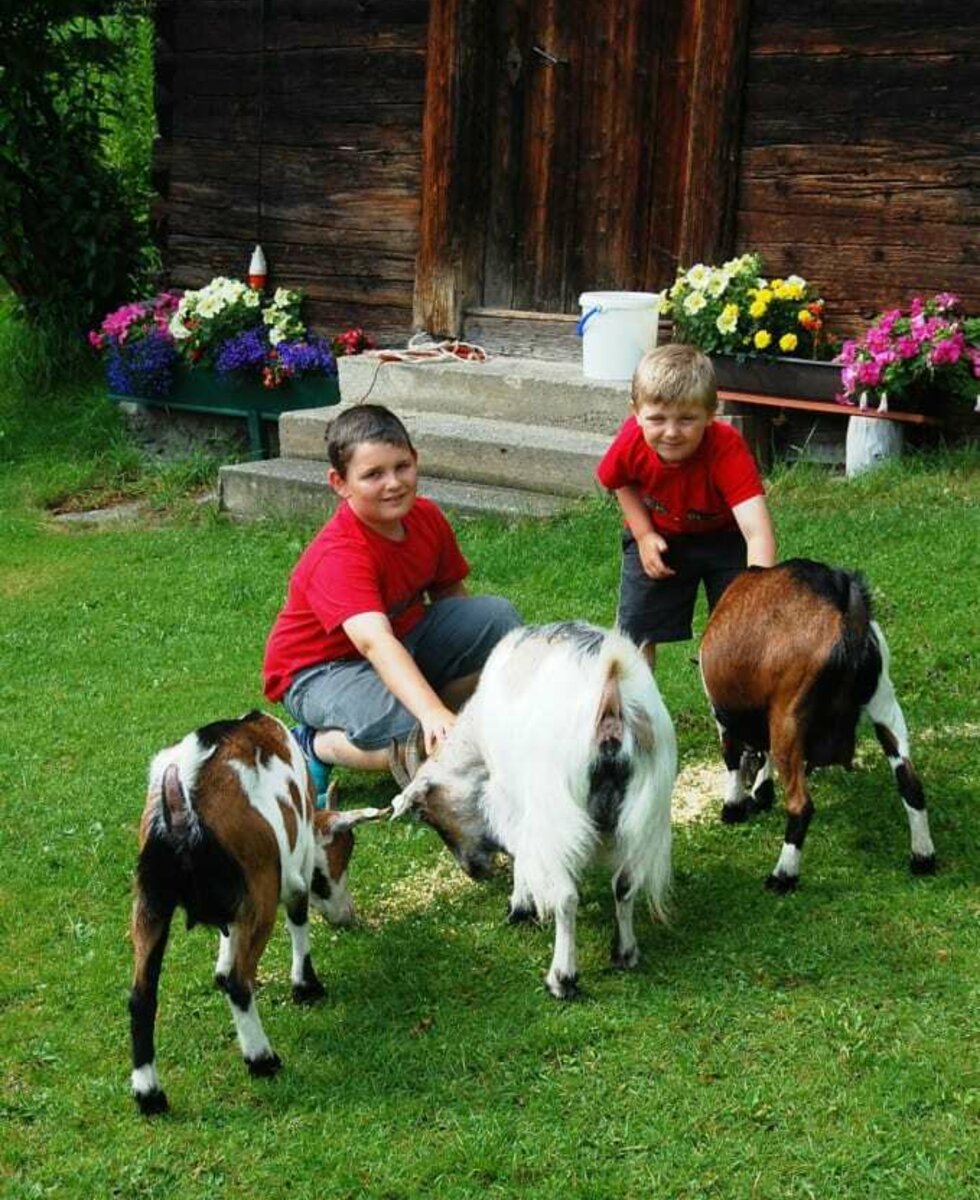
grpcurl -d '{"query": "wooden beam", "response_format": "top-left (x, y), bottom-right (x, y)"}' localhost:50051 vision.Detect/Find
top-left (677, 0), bottom-right (752, 266)
top-left (414, 0), bottom-right (490, 337)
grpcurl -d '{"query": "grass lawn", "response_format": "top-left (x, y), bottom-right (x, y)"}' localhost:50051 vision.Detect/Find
top-left (1, 373), bottom-right (978, 1198)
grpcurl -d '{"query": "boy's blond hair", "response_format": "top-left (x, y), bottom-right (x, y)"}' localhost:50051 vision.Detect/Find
top-left (631, 343), bottom-right (718, 415)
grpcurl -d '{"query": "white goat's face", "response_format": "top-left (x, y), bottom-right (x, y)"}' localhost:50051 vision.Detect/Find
top-left (392, 763), bottom-right (499, 881)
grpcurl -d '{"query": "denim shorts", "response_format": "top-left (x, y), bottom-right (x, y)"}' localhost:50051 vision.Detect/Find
top-left (617, 529), bottom-right (747, 646)
top-left (283, 594), bottom-right (521, 750)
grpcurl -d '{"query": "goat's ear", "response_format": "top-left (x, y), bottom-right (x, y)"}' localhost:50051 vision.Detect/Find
top-left (317, 805), bottom-right (392, 838)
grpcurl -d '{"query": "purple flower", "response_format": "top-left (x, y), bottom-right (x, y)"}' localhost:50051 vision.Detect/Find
top-left (215, 327), bottom-right (269, 375)
top-left (276, 335), bottom-right (338, 379)
top-left (105, 330), bottom-right (179, 398)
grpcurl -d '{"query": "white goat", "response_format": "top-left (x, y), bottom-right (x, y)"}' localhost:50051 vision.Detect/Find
top-left (129, 710), bottom-right (388, 1115)
top-left (390, 622), bottom-right (677, 999)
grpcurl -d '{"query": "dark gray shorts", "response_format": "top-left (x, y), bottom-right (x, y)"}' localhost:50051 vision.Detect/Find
top-left (283, 594), bottom-right (521, 750)
top-left (617, 529), bottom-right (747, 646)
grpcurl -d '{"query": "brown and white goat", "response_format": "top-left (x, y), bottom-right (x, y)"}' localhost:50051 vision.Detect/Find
top-left (699, 559), bottom-right (936, 892)
top-left (129, 710), bottom-right (388, 1115)
top-left (390, 622), bottom-right (676, 999)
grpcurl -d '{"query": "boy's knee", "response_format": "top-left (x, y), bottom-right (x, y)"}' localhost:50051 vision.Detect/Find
top-left (481, 594), bottom-right (522, 635)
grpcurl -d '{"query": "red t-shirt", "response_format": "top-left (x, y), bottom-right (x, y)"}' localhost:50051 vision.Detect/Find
top-left (595, 417), bottom-right (764, 536)
top-left (263, 496), bottom-right (469, 701)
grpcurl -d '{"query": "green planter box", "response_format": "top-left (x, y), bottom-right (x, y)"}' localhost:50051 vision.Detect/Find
top-left (712, 354), bottom-right (842, 402)
top-left (109, 366), bottom-right (341, 458)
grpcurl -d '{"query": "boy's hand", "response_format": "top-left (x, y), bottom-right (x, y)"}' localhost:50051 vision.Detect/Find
top-left (637, 531), bottom-right (675, 578)
top-left (419, 704), bottom-right (457, 755)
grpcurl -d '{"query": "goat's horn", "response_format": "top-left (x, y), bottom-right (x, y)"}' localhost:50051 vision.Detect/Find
top-left (405, 723), bottom-right (425, 780)
top-left (323, 805), bottom-right (393, 834)
top-left (388, 738), bottom-right (410, 788)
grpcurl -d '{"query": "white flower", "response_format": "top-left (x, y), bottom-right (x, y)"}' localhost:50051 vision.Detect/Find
top-left (243, 290), bottom-right (261, 308)
top-left (197, 295), bottom-right (223, 319)
top-left (706, 270), bottom-right (731, 298)
top-left (687, 264), bottom-right (711, 291)
top-left (169, 313), bottom-right (191, 339)
top-left (683, 291), bottom-right (707, 315)
top-left (268, 326), bottom-right (286, 346)
top-left (273, 287), bottom-right (293, 306)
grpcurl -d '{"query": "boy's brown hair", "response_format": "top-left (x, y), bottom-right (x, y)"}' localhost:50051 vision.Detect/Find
top-left (631, 343), bottom-right (718, 416)
top-left (326, 404), bottom-right (416, 476)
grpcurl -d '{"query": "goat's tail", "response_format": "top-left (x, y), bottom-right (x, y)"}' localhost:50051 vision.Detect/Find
top-left (148, 735), bottom-right (212, 849)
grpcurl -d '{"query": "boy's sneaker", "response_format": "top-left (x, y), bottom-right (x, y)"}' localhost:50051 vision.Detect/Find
top-left (290, 725), bottom-right (332, 804)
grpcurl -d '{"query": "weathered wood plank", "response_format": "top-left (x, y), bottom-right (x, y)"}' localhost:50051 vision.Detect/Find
top-left (749, 0), bottom-right (977, 55)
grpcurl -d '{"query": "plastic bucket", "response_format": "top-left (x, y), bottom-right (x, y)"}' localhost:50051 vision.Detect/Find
top-left (577, 291), bottom-right (660, 381)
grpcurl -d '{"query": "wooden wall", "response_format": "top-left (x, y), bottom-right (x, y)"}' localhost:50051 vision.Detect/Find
top-left (153, 1), bottom-right (979, 347)
top-left (154, 0), bottom-right (428, 341)
top-left (737, 0), bottom-right (980, 332)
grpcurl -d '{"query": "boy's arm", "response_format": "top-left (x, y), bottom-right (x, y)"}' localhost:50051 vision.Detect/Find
top-left (732, 495), bottom-right (777, 567)
top-left (342, 610), bottom-right (456, 753)
top-left (614, 485), bottom-right (676, 579)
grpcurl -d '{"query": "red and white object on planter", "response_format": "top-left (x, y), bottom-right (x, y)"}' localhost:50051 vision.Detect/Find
top-left (248, 244), bottom-right (267, 291)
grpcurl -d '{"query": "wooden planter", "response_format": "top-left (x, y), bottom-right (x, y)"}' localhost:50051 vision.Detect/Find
top-left (711, 354), bottom-right (842, 402)
top-left (108, 366), bottom-right (341, 458)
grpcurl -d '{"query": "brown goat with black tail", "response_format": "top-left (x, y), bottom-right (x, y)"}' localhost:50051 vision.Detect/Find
top-left (699, 560), bottom-right (936, 891)
top-left (129, 711), bottom-right (388, 1115)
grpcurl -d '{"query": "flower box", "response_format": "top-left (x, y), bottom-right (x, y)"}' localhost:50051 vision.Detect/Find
top-left (711, 354), bottom-right (842, 402)
top-left (109, 366), bottom-right (340, 459)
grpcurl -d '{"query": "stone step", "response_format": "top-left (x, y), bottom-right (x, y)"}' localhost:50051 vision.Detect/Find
top-left (219, 456), bottom-right (575, 522)
top-left (280, 407), bottom-right (612, 498)
top-left (335, 352), bottom-right (631, 434)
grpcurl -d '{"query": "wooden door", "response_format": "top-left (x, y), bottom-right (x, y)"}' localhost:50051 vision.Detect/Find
top-left (415, 0), bottom-right (749, 337)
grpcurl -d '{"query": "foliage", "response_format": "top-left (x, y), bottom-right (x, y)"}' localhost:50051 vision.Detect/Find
top-left (90, 279), bottom-right (356, 394)
top-left (836, 293), bottom-right (980, 413)
top-left (657, 252), bottom-right (834, 361)
top-left (0, 2), bottom-right (156, 334)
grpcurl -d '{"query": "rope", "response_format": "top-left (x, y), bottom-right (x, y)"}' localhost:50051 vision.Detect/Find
top-left (347, 333), bottom-right (490, 405)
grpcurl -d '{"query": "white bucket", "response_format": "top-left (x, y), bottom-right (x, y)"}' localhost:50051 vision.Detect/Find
top-left (577, 291), bottom-right (660, 381)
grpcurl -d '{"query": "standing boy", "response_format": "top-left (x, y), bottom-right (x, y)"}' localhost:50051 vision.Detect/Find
top-left (263, 404), bottom-right (520, 793)
top-left (595, 343), bottom-right (776, 669)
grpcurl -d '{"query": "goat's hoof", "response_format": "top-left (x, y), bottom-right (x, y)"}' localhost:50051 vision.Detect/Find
top-left (750, 780), bottom-right (775, 812)
top-left (610, 943), bottom-right (640, 971)
top-left (910, 853), bottom-right (937, 876)
top-left (246, 1052), bottom-right (283, 1078)
top-left (507, 903), bottom-right (538, 926)
top-left (134, 1087), bottom-right (169, 1116)
top-left (292, 977), bottom-right (326, 1005)
top-left (721, 799), bottom-right (751, 824)
top-left (546, 972), bottom-right (581, 1001)
top-left (764, 872), bottom-right (798, 894)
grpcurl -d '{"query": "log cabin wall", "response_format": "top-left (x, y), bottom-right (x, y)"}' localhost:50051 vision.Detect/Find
top-left (153, 0), bottom-right (428, 342)
top-left (152, 1), bottom-right (979, 347)
top-left (736, 1), bottom-right (980, 333)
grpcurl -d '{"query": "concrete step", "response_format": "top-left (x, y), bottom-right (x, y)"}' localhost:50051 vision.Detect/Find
top-left (335, 353), bottom-right (631, 434)
top-left (219, 456), bottom-right (575, 522)
top-left (280, 407), bottom-right (611, 498)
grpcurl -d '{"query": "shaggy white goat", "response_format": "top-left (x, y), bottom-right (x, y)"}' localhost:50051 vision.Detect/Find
top-left (391, 622), bottom-right (677, 999)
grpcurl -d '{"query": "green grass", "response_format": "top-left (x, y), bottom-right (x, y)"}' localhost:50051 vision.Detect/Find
top-left (1, 363), bottom-right (978, 1197)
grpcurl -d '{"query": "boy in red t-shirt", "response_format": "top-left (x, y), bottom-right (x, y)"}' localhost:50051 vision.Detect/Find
top-left (595, 343), bottom-right (776, 669)
top-left (263, 404), bottom-right (520, 794)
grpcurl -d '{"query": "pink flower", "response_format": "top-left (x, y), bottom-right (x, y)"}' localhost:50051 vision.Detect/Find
top-left (895, 335), bottom-right (919, 359)
top-left (929, 334), bottom-right (964, 366)
top-left (857, 359), bottom-right (884, 387)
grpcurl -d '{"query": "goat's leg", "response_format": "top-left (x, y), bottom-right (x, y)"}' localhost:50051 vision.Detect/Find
top-left (864, 662), bottom-right (936, 875)
top-left (285, 893), bottom-right (326, 1004)
top-left (610, 867), bottom-right (639, 970)
top-left (545, 888), bottom-right (580, 1000)
top-left (766, 722), bottom-right (813, 893)
top-left (218, 906), bottom-right (281, 1076)
top-left (507, 856), bottom-right (538, 925)
top-left (129, 893), bottom-right (173, 1116)
top-left (718, 723), bottom-right (753, 823)
top-left (745, 752), bottom-right (774, 813)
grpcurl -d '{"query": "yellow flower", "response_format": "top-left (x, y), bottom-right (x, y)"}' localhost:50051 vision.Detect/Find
top-left (749, 298), bottom-right (768, 319)
top-left (754, 330), bottom-right (772, 350)
top-left (779, 333), bottom-right (798, 353)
